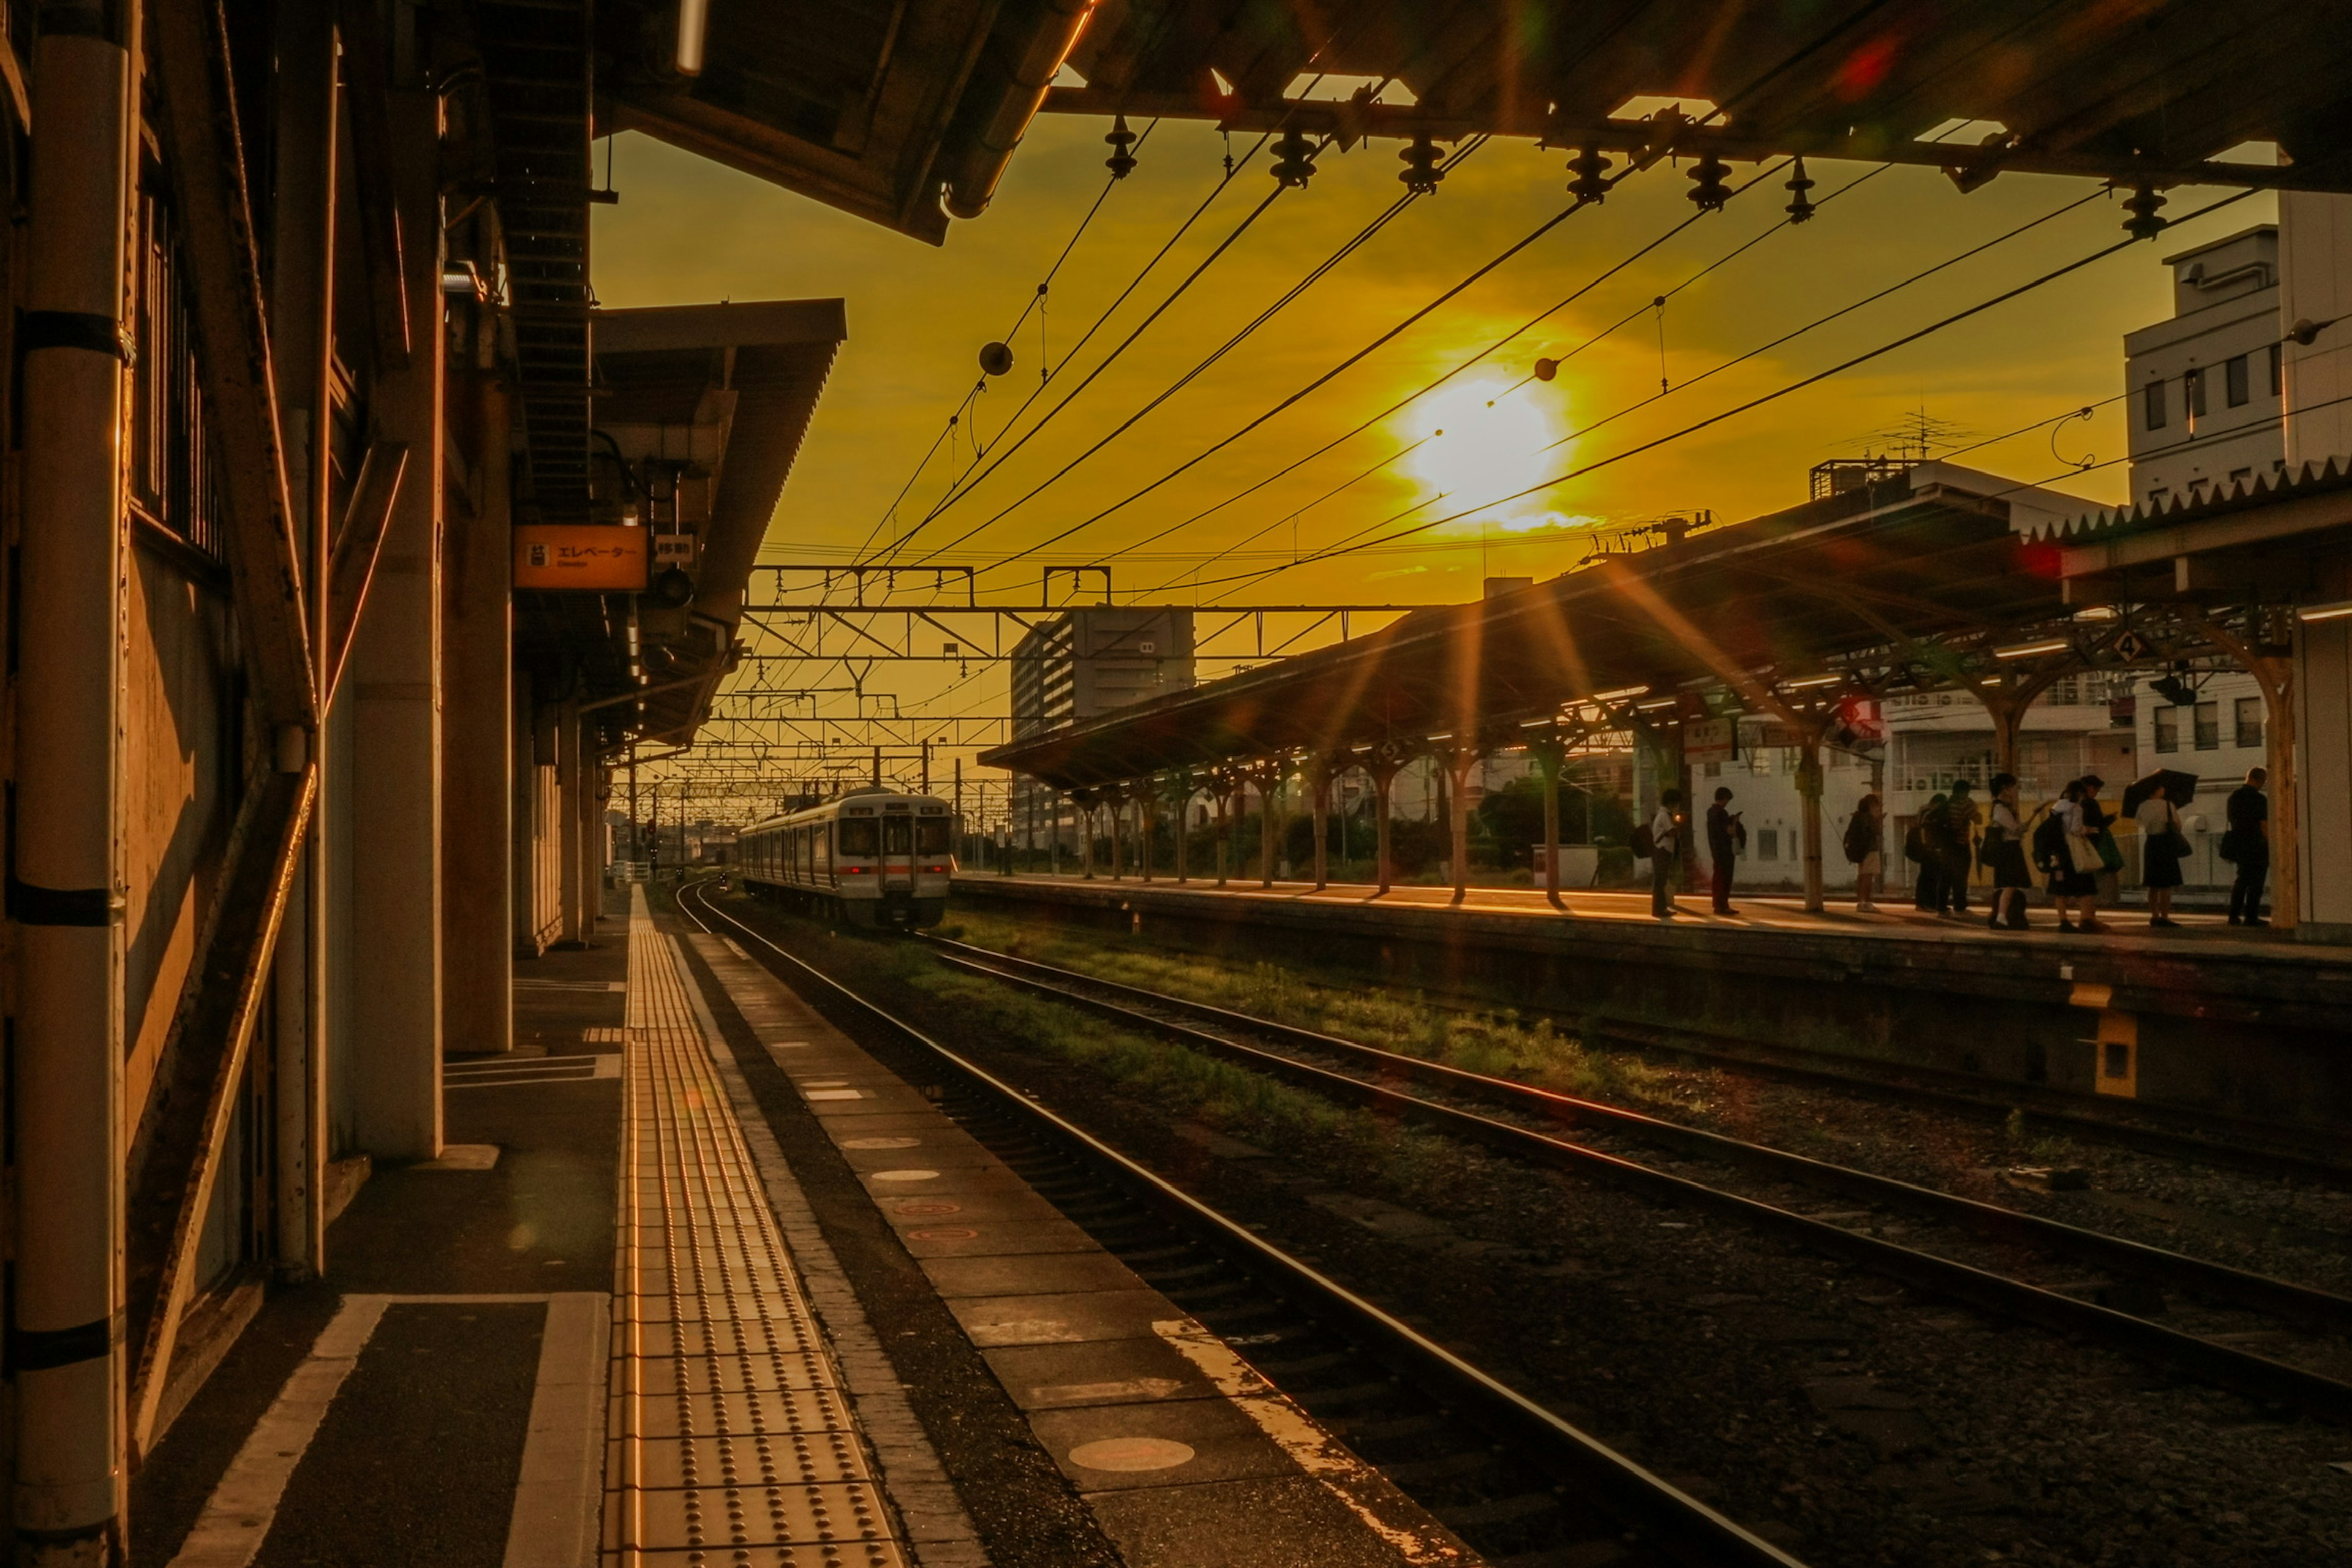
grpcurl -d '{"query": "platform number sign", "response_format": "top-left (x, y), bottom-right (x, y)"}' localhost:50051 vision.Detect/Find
top-left (2113, 630), bottom-right (2150, 662)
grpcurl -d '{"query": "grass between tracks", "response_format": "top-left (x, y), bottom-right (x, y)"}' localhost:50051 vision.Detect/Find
top-left (943, 909), bottom-right (1664, 1108)
top-left (748, 900), bottom-right (1470, 1199)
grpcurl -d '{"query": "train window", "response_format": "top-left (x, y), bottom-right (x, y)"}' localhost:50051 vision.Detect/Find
top-left (883, 817), bottom-right (913, 854)
top-left (839, 819), bottom-right (880, 857)
top-left (916, 819), bottom-right (951, 855)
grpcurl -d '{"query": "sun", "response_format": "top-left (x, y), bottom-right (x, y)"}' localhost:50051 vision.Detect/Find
top-left (1402, 375), bottom-right (1568, 516)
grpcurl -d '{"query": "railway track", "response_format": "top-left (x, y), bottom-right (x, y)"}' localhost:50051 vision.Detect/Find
top-left (912, 930), bottom-right (2352, 1425)
top-left (959, 900), bottom-right (2352, 1182)
top-left (677, 879), bottom-right (1812, 1568)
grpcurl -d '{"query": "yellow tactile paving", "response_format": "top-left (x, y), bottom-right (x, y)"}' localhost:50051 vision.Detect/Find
top-left (607, 891), bottom-right (907, 1567)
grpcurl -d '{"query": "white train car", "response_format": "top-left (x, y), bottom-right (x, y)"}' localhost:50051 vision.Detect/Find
top-left (736, 789), bottom-right (956, 929)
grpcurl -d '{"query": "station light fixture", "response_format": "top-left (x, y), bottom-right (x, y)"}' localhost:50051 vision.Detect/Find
top-left (1782, 674), bottom-right (1840, 690)
top-left (1994, 637), bottom-right (2071, 658)
top-left (1635, 696), bottom-right (1679, 711)
top-left (1589, 684), bottom-right (1651, 702)
top-left (2296, 600), bottom-right (2352, 624)
top-left (674, 0), bottom-right (710, 75)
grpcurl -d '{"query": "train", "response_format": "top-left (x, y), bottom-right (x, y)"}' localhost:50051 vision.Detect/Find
top-left (733, 788), bottom-right (956, 929)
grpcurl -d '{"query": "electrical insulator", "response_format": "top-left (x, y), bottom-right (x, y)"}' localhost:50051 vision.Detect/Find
top-left (2123, 184), bottom-right (2168, 241)
top-left (1686, 153), bottom-right (1732, 212)
top-left (1398, 135), bottom-right (1444, 195)
top-left (1270, 129), bottom-right (1317, 189)
top-left (1784, 156), bottom-right (1816, 224)
top-left (1566, 147), bottom-right (1611, 203)
top-left (1104, 114), bottom-right (1137, 180)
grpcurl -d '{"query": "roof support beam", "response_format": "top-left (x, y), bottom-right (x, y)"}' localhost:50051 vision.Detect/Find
top-left (152, 0), bottom-right (317, 732)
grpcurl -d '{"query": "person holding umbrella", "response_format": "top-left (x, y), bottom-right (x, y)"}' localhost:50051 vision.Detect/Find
top-left (2123, 769), bottom-right (2197, 930)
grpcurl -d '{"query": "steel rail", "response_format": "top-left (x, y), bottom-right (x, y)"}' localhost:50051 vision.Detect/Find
top-left (675, 879), bottom-right (1811, 1568)
top-left (915, 935), bottom-right (2352, 1423)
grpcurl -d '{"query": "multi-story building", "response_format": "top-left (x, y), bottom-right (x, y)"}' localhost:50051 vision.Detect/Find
top-left (2125, 225), bottom-right (2288, 510)
top-left (1010, 608), bottom-right (1197, 851)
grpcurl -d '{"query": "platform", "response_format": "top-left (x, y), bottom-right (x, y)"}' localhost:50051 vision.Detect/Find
top-left (131, 885), bottom-right (1473, 1568)
top-left (949, 873), bottom-right (2352, 1137)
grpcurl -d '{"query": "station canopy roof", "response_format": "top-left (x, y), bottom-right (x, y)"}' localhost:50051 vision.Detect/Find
top-left (982, 465), bottom-right (2109, 790)
top-left (1050, 0), bottom-right (2352, 194)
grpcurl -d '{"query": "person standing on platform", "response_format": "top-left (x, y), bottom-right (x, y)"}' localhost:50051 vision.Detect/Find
top-left (2046, 778), bottom-right (2100, 932)
top-left (2225, 767), bottom-right (2271, 927)
top-left (2136, 780), bottom-right (2186, 929)
top-left (1705, 786), bottom-right (1743, 915)
top-left (1910, 793), bottom-right (1948, 912)
top-left (1939, 778), bottom-right (1980, 916)
top-left (1845, 792), bottom-right (1885, 912)
top-left (1650, 788), bottom-right (1684, 920)
top-left (1983, 773), bottom-right (2032, 931)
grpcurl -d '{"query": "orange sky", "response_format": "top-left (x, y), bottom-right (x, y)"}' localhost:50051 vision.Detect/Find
top-left (594, 111), bottom-right (2276, 812)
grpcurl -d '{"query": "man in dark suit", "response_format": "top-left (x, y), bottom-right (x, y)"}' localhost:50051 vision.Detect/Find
top-left (1705, 786), bottom-right (1743, 915)
top-left (2226, 767), bottom-right (2270, 927)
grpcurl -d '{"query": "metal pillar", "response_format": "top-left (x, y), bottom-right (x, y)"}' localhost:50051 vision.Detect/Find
top-left (1798, 737), bottom-right (1826, 913)
top-left (1445, 750), bottom-right (1478, 907)
top-left (347, 88), bottom-right (445, 1158)
top-left (1374, 768), bottom-right (1399, 895)
top-left (443, 372), bottom-right (513, 1047)
top-left (270, 0), bottom-right (339, 1284)
top-left (15, 17), bottom-right (135, 1556)
top-left (1307, 759), bottom-right (1332, 891)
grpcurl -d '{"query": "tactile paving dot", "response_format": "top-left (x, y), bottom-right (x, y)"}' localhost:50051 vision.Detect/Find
top-left (606, 911), bottom-right (908, 1562)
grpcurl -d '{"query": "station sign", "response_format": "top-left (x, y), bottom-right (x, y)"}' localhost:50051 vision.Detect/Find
top-left (514, 524), bottom-right (649, 590)
top-left (1684, 715), bottom-right (1738, 765)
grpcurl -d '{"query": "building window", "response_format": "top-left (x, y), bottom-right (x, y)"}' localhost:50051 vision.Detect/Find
top-left (2236, 696), bottom-right (2264, 749)
top-left (2144, 379), bottom-right (2166, 430)
top-left (2184, 366), bottom-right (2207, 421)
top-left (2193, 701), bottom-right (2220, 750)
top-left (2226, 354), bottom-right (2250, 406)
top-left (2154, 708), bottom-right (2179, 753)
top-left (2229, 467), bottom-right (2252, 489)
top-left (1757, 828), bottom-right (1780, 862)
top-left (2269, 342), bottom-right (2283, 396)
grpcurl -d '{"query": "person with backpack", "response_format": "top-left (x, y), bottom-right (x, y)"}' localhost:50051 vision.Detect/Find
top-left (1844, 792), bottom-right (1885, 912)
top-left (2046, 778), bottom-right (2106, 933)
top-left (1982, 772), bottom-right (2032, 930)
top-left (1909, 793), bottom-right (1948, 912)
top-left (1937, 778), bottom-right (1980, 915)
top-left (1648, 788), bottom-right (1684, 919)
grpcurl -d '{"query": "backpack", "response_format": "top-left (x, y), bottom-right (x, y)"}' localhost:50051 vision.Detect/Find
top-left (1630, 821), bottom-right (1657, 859)
top-left (1902, 823), bottom-right (1926, 864)
top-left (2030, 805), bottom-right (2066, 873)
top-left (1841, 813), bottom-right (1873, 865)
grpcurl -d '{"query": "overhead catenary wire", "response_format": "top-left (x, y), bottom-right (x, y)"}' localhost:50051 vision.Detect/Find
top-left (902, 132), bottom-right (1490, 570)
top-left (849, 120), bottom-right (1162, 562)
top-left (1188, 188), bottom-right (2259, 597)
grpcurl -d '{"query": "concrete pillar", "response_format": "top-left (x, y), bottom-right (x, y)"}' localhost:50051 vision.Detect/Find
top-left (442, 371), bottom-right (511, 1050)
top-left (347, 91), bottom-right (445, 1156)
top-left (1308, 762), bottom-right (1331, 891)
top-left (269, 0), bottom-right (338, 1283)
top-left (14, 20), bottom-right (135, 1556)
top-left (556, 699), bottom-right (587, 944)
top-left (1374, 767), bottom-right (1399, 895)
top-left (1534, 741), bottom-right (1565, 909)
top-left (1798, 737), bottom-right (1826, 913)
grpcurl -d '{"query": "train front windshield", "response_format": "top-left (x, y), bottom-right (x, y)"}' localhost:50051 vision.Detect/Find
top-left (883, 818), bottom-right (912, 855)
top-left (839, 820), bottom-right (880, 857)
top-left (916, 819), bottom-right (950, 856)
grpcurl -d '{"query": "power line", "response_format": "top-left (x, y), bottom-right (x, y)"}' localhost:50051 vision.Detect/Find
top-left (903, 134), bottom-right (1489, 569)
top-left (1189, 189), bottom-right (2258, 595)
